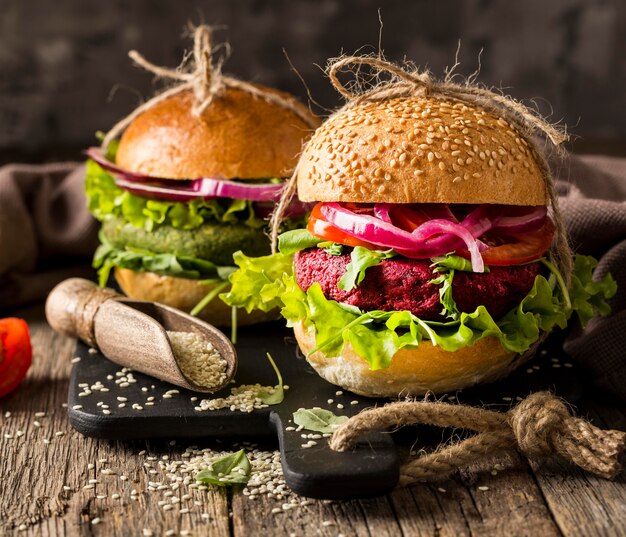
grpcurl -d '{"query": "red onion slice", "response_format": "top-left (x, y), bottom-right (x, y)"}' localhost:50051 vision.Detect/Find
top-left (320, 202), bottom-right (491, 272)
top-left (491, 206), bottom-right (547, 234)
top-left (320, 203), bottom-right (486, 271)
top-left (373, 204), bottom-right (393, 223)
top-left (411, 219), bottom-right (484, 272)
top-left (320, 203), bottom-right (424, 250)
top-left (86, 147), bottom-right (285, 202)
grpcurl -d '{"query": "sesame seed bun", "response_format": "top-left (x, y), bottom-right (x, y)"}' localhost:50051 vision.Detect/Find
top-left (116, 87), bottom-right (319, 180)
top-left (296, 97), bottom-right (547, 205)
top-left (293, 321), bottom-right (524, 397)
top-left (114, 268), bottom-right (279, 327)
top-left (109, 86), bottom-right (317, 325)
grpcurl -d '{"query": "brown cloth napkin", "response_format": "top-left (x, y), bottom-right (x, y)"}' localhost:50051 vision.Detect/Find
top-left (0, 163), bottom-right (98, 309)
top-left (0, 155), bottom-right (624, 398)
top-left (550, 154), bottom-right (626, 400)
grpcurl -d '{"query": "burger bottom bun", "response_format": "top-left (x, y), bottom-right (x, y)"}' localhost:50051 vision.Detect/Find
top-left (115, 268), bottom-right (279, 327)
top-left (293, 321), bottom-right (526, 397)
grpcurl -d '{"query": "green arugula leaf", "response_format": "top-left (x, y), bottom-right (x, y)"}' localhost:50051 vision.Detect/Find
top-left (293, 408), bottom-right (349, 433)
top-left (319, 241), bottom-right (344, 256)
top-left (430, 254), bottom-right (478, 272)
top-left (256, 353), bottom-right (284, 405)
top-left (278, 229), bottom-right (322, 255)
top-left (195, 449), bottom-right (251, 487)
top-left (338, 247), bottom-right (396, 291)
top-left (429, 269), bottom-right (460, 320)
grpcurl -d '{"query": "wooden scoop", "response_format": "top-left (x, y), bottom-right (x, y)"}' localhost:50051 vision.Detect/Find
top-left (45, 278), bottom-right (236, 393)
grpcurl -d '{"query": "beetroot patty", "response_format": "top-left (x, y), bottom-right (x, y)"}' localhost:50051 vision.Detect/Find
top-left (294, 248), bottom-right (542, 320)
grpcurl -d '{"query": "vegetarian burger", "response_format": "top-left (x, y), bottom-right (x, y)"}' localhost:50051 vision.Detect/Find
top-left (223, 95), bottom-right (614, 396)
top-left (86, 86), bottom-right (319, 326)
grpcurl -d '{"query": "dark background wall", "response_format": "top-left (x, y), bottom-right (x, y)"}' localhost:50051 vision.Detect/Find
top-left (1, 0), bottom-right (625, 161)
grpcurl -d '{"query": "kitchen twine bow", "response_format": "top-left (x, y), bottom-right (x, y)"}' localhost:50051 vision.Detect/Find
top-left (271, 55), bottom-right (573, 287)
top-left (101, 25), bottom-right (318, 150)
top-left (329, 392), bottom-right (626, 484)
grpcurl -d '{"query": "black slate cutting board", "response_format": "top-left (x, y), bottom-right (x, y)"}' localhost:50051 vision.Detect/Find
top-left (68, 322), bottom-right (581, 499)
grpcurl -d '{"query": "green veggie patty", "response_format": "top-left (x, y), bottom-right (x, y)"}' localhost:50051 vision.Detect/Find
top-left (101, 217), bottom-right (271, 267)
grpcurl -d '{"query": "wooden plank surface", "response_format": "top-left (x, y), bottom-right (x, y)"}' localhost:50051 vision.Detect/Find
top-left (1, 304), bottom-right (624, 537)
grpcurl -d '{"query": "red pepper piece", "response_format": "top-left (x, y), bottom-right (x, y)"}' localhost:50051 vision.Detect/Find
top-left (0, 318), bottom-right (33, 397)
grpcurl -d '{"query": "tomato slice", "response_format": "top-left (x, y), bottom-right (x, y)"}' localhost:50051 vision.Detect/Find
top-left (389, 207), bottom-right (430, 232)
top-left (459, 218), bottom-right (555, 266)
top-left (307, 203), bottom-right (375, 248)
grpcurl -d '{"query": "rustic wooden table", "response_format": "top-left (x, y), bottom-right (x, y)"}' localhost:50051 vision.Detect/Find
top-left (1, 303), bottom-right (624, 537)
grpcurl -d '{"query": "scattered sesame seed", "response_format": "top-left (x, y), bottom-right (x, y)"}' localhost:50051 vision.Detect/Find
top-left (91, 517), bottom-right (101, 525)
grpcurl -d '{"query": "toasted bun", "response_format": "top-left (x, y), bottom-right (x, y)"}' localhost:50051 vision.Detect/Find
top-left (297, 96), bottom-right (547, 205)
top-left (116, 87), bottom-right (319, 180)
top-left (293, 321), bottom-right (526, 397)
top-left (115, 268), bottom-right (278, 327)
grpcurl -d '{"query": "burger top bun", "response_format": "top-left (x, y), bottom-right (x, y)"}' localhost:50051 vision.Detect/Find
top-left (116, 87), bottom-right (319, 180)
top-left (297, 96), bottom-right (547, 205)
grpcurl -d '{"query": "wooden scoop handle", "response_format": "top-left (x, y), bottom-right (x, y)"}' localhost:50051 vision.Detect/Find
top-left (46, 278), bottom-right (122, 347)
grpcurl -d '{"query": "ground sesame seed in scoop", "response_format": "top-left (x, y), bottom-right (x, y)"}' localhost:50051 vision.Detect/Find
top-left (46, 278), bottom-right (237, 392)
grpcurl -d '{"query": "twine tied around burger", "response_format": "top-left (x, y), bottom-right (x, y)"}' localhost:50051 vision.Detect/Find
top-left (329, 392), bottom-right (625, 484)
top-left (271, 54), bottom-right (573, 287)
top-left (101, 24), bottom-right (318, 150)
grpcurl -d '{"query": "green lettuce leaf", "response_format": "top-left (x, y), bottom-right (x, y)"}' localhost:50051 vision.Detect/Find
top-left (338, 247), bottom-right (396, 291)
top-left (85, 160), bottom-right (287, 231)
top-left (220, 251), bottom-right (294, 313)
top-left (93, 232), bottom-right (235, 287)
top-left (569, 255), bottom-right (617, 325)
top-left (221, 251), bottom-right (616, 370)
